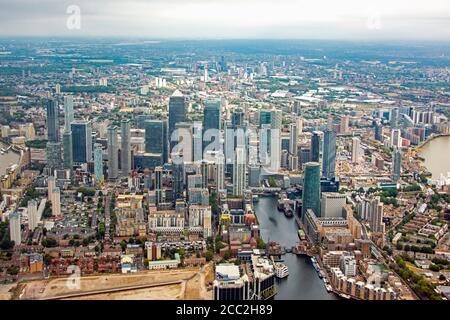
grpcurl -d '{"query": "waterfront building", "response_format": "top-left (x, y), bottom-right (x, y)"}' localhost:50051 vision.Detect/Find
top-left (302, 162), bottom-right (321, 217)
top-left (321, 192), bottom-right (346, 218)
top-left (213, 264), bottom-right (250, 300)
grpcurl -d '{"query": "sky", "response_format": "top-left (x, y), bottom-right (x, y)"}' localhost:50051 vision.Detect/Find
top-left (0, 0), bottom-right (449, 40)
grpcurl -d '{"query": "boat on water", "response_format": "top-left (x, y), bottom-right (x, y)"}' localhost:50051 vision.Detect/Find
top-left (274, 262), bottom-right (289, 279)
top-left (283, 209), bottom-right (293, 218)
top-left (339, 293), bottom-right (351, 299)
top-left (325, 284), bottom-right (333, 292)
top-left (252, 195), bottom-right (259, 202)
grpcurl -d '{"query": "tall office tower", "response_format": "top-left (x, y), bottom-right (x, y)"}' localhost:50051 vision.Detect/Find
top-left (203, 98), bottom-right (222, 151)
top-left (107, 126), bottom-right (119, 181)
top-left (259, 124), bottom-right (280, 173)
top-left (168, 90), bottom-right (187, 150)
top-left (94, 143), bottom-right (104, 185)
top-left (215, 152), bottom-right (225, 191)
top-left (46, 141), bottom-right (62, 173)
top-left (120, 119), bottom-right (131, 176)
top-left (289, 123), bottom-right (298, 155)
top-left (173, 122), bottom-right (193, 163)
top-left (200, 160), bottom-right (208, 188)
top-left (144, 120), bottom-right (168, 163)
top-left (193, 122), bottom-right (203, 162)
top-left (390, 129), bottom-right (402, 148)
top-left (351, 137), bottom-right (361, 163)
top-left (71, 120), bottom-right (92, 164)
top-left (269, 128), bottom-right (281, 172)
top-left (63, 95), bottom-right (74, 132)
top-left (370, 197), bottom-right (385, 233)
top-left (302, 162), bottom-right (321, 217)
top-left (173, 162), bottom-right (184, 200)
top-left (271, 109), bottom-right (282, 130)
top-left (327, 115), bottom-right (334, 131)
top-left (27, 199), bottom-right (38, 231)
top-left (292, 100), bottom-right (302, 116)
top-left (51, 187), bottom-right (61, 217)
top-left (9, 212), bottom-right (21, 245)
top-left (374, 122), bottom-right (383, 142)
top-left (391, 107), bottom-right (399, 129)
top-left (47, 176), bottom-right (55, 200)
top-left (154, 166), bottom-right (164, 205)
top-left (233, 146), bottom-right (246, 196)
top-left (393, 148), bottom-right (402, 182)
top-left (231, 109), bottom-right (244, 127)
top-left (310, 131), bottom-right (321, 163)
top-left (46, 98), bottom-right (59, 142)
top-left (340, 115), bottom-right (349, 133)
top-left (320, 192), bottom-right (346, 218)
top-left (62, 131), bottom-right (73, 170)
top-left (259, 110), bottom-right (272, 128)
top-left (322, 130), bottom-right (336, 180)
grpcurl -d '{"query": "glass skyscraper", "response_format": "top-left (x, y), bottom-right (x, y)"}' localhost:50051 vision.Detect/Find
top-left (120, 118), bottom-right (131, 176)
top-left (94, 143), bottom-right (103, 185)
top-left (302, 162), bottom-right (321, 217)
top-left (168, 90), bottom-right (187, 151)
top-left (322, 130), bottom-right (336, 180)
top-left (71, 120), bottom-right (92, 164)
top-left (107, 126), bottom-right (119, 181)
top-left (46, 98), bottom-right (59, 142)
top-left (144, 120), bottom-right (168, 163)
top-left (203, 98), bottom-right (222, 131)
top-left (310, 131), bottom-right (321, 163)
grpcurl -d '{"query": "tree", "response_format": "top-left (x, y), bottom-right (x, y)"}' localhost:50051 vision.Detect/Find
top-left (223, 250), bottom-right (231, 261)
top-left (205, 250), bottom-right (214, 262)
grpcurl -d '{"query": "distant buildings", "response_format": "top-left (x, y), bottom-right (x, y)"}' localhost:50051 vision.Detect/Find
top-left (310, 131), bottom-right (321, 163)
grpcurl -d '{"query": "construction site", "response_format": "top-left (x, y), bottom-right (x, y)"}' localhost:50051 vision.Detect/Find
top-left (10, 264), bottom-right (214, 300)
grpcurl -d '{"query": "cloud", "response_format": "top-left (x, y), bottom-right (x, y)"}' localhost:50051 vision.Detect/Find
top-left (0, 0), bottom-right (449, 40)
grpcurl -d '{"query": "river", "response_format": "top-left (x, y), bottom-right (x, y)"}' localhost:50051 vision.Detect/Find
top-left (420, 135), bottom-right (450, 179)
top-left (0, 142), bottom-right (20, 175)
top-left (254, 196), bottom-right (338, 300)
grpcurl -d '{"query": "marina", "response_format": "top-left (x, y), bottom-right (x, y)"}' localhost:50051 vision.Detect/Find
top-left (254, 196), bottom-right (338, 300)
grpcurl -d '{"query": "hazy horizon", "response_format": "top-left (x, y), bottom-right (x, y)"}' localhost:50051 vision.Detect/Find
top-left (0, 0), bottom-right (449, 41)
